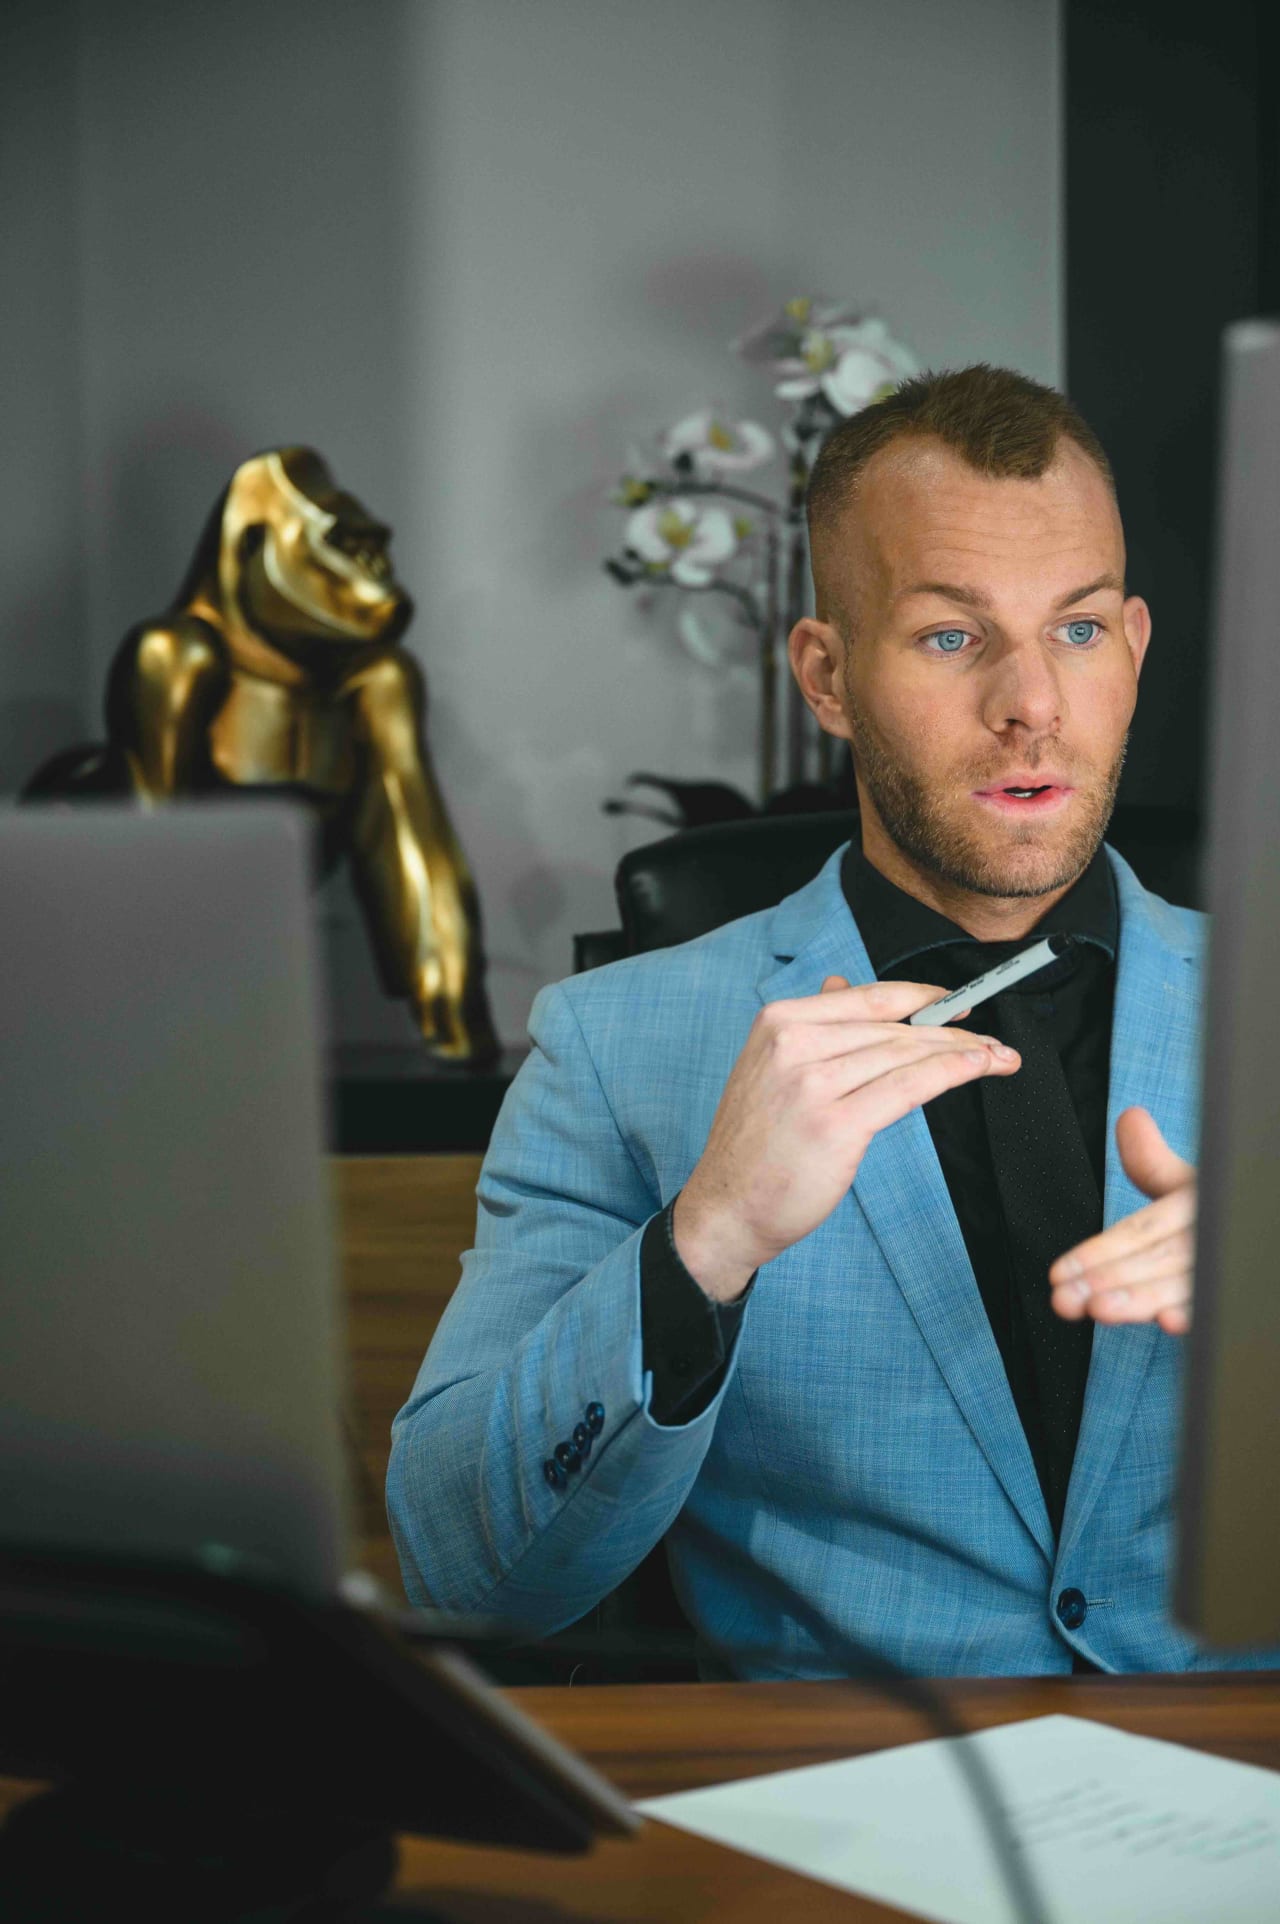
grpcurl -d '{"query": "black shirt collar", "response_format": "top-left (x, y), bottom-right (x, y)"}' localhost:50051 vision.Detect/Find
top-left (840, 834), bottom-right (1118, 980)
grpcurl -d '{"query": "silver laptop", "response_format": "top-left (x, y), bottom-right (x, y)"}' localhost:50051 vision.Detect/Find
top-left (0, 801), bottom-right (351, 1598)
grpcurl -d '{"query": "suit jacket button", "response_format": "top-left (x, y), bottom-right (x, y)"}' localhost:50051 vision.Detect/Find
top-left (543, 1457), bottom-right (567, 1491)
top-left (572, 1422), bottom-right (592, 1458)
top-left (585, 1402), bottom-right (605, 1435)
top-left (1056, 1587), bottom-right (1087, 1631)
top-left (554, 1439), bottom-right (581, 1473)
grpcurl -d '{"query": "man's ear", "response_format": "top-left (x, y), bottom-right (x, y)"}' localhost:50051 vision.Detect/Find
top-left (789, 617), bottom-right (854, 743)
top-left (1123, 594), bottom-right (1152, 679)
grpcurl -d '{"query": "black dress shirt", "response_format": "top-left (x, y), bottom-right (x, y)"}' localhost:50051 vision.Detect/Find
top-left (640, 837), bottom-right (1119, 1536)
top-left (842, 839), bottom-right (1118, 1538)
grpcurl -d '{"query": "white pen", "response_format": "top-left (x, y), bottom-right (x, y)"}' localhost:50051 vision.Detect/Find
top-left (905, 933), bottom-right (1074, 1026)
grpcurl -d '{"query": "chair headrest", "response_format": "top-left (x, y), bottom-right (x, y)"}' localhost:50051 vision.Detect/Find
top-left (616, 811), bottom-right (857, 954)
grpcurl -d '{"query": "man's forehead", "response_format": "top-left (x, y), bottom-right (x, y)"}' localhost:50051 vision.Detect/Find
top-left (833, 436), bottom-right (1124, 599)
top-left (890, 568), bottom-right (1125, 615)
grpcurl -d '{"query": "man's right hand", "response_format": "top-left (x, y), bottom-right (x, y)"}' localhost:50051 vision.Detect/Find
top-left (671, 976), bottom-right (1021, 1302)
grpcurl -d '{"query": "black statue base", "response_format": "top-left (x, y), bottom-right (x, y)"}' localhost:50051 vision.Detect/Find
top-left (327, 1044), bottom-right (529, 1154)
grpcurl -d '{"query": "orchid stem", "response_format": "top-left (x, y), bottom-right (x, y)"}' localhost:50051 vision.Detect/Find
top-left (642, 478), bottom-right (781, 517)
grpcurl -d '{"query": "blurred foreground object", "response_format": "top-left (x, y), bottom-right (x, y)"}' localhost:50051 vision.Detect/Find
top-left (24, 448), bottom-right (499, 1064)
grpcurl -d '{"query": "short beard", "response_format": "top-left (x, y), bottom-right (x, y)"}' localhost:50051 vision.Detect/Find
top-left (843, 687), bottom-right (1128, 901)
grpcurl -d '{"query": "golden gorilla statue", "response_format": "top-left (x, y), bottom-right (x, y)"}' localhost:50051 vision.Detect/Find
top-left (27, 448), bottom-right (499, 1064)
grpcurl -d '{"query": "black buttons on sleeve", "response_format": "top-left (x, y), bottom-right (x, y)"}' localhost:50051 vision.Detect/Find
top-left (1056, 1586), bottom-right (1087, 1631)
top-left (543, 1404), bottom-right (606, 1497)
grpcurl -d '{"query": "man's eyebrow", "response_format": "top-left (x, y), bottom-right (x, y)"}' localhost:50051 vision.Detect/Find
top-left (1049, 572), bottom-right (1125, 609)
top-left (894, 571), bottom-right (1125, 613)
top-left (895, 581), bottom-right (993, 610)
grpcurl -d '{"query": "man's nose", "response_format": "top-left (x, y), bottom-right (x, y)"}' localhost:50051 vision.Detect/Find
top-left (979, 638), bottom-right (1064, 734)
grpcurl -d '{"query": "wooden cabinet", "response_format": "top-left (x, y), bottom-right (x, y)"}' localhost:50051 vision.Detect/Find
top-left (332, 1154), bottom-right (483, 1600)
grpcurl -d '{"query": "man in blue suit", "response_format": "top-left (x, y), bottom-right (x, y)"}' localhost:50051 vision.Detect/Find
top-left (389, 364), bottom-right (1262, 1676)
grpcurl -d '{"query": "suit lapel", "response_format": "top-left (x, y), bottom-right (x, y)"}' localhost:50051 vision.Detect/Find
top-left (847, 1109), bottom-right (1057, 1560)
top-left (759, 850), bottom-right (1055, 1562)
top-left (1056, 848), bottom-right (1203, 1567)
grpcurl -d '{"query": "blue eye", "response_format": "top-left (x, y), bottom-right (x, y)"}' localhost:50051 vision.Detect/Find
top-left (1062, 619), bottom-right (1101, 646)
top-left (926, 628), bottom-right (969, 654)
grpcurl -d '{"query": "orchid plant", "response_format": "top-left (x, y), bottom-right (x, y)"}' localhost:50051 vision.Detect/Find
top-left (605, 300), bottom-right (917, 805)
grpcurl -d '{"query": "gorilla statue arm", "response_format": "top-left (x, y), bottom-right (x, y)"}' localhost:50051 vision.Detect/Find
top-left (342, 649), bottom-right (496, 1062)
top-left (105, 616), bottom-right (231, 799)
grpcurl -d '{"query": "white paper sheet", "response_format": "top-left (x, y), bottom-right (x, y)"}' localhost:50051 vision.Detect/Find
top-left (637, 1713), bottom-right (1280, 1923)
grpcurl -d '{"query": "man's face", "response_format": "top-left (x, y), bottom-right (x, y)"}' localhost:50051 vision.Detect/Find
top-left (803, 435), bottom-right (1150, 923)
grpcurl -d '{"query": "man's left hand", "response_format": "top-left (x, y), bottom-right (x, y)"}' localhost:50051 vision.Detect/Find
top-left (1048, 1106), bottom-right (1196, 1336)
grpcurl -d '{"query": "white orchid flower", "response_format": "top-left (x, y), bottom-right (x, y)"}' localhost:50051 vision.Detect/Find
top-left (625, 497), bottom-right (740, 587)
top-left (662, 408), bottom-right (776, 476)
top-left (774, 317), bottom-right (917, 414)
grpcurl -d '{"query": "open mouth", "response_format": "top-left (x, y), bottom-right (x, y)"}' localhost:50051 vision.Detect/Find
top-left (975, 785), bottom-right (1071, 814)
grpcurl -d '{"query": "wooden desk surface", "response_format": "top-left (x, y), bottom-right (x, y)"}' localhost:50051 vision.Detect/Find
top-left (2, 1673), bottom-right (1277, 1918)
top-left (384, 1672), bottom-right (1280, 1920)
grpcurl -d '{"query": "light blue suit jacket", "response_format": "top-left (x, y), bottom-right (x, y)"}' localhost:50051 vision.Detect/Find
top-left (388, 842), bottom-right (1277, 1676)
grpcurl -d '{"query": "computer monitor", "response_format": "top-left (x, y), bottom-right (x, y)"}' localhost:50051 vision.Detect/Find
top-left (1174, 318), bottom-right (1280, 1645)
top-left (0, 801), bottom-right (635, 1888)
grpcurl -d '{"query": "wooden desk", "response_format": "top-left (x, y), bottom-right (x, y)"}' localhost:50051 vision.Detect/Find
top-left (2, 1673), bottom-right (1277, 1917)
top-left (387, 1673), bottom-right (1280, 1920)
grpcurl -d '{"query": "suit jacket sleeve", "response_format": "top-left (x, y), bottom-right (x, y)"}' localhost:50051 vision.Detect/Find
top-left (385, 976), bottom-right (746, 1633)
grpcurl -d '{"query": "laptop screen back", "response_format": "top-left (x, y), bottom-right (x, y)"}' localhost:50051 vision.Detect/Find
top-left (0, 802), bottom-right (351, 1597)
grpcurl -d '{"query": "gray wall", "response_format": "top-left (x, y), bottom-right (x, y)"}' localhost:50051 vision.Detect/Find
top-left (0, 1), bottom-right (90, 791)
top-left (1, 0), bottom-right (1062, 1044)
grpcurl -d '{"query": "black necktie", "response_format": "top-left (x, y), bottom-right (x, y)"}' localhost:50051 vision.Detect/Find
top-left (977, 968), bottom-right (1101, 1539)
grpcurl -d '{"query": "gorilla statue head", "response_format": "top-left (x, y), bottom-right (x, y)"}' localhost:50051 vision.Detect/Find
top-left (176, 447), bottom-right (414, 671)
